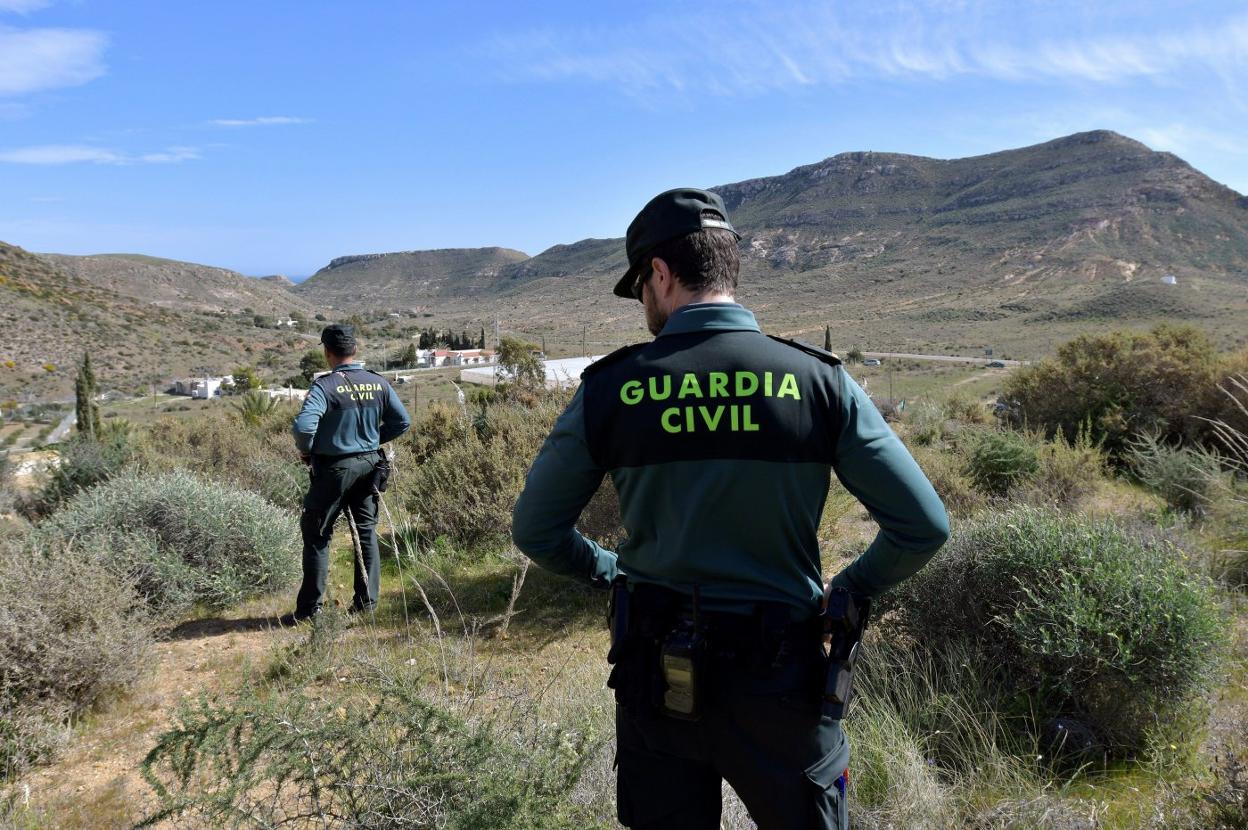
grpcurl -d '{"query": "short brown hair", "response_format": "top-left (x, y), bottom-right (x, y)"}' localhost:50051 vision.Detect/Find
top-left (646, 223), bottom-right (740, 296)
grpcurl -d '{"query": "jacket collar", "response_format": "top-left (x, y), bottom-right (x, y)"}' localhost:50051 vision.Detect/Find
top-left (657, 302), bottom-right (760, 338)
top-left (332, 362), bottom-right (364, 371)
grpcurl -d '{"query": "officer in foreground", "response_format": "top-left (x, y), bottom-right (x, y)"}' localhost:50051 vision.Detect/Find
top-left (281, 324), bottom-right (411, 626)
top-left (512, 189), bottom-right (949, 828)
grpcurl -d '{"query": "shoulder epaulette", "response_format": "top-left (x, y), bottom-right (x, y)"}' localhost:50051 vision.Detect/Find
top-left (581, 342), bottom-right (647, 376)
top-left (766, 335), bottom-right (842, 366)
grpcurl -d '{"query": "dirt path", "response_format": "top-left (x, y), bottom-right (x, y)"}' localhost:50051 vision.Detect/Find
top-left (12, 614), bottom-right (286, 828)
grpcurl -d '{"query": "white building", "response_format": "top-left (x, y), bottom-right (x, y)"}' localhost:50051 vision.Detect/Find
top-left (173, 376), bottom-right (231, 398)
top-left (262, 387), bottom-right (308, 402)
top-left (418, 348), bottom-right (496, 368)
top-left (459, 355), bottom-right (604, 390)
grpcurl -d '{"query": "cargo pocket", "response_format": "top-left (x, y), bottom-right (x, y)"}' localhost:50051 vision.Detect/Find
top-left (805, 750), bottom-right (848, 829)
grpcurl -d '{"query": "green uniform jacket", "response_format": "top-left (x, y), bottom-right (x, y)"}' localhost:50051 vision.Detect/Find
top-left (512, 303), bottom-right (949, 616)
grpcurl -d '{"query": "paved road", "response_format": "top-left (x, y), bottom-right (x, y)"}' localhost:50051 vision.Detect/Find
top-left (862, 352), bottom-right (1025, 366)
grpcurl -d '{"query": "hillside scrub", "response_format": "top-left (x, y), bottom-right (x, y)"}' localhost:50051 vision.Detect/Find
top-left (139, 669), bottom-right (607, 829)
top-left (877, 506), bottom-right (1224, 758)
top-left (0, 539), bottom-right (153, 779)
top-left (33, 469), bottom-right (298, 614)
top-left (1002, 324), bottom-right (1229, 455)
top-left (1126, 431), bottom-right (1223, 516)
top-left (963, 429), bottom-right (1040, 497)
top-left (132, 403), bottom-right (306, 510)
top-left (20, 431), bottom-right (134, 519)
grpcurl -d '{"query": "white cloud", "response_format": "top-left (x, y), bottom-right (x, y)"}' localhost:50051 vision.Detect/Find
top-left (208, 116), bottom-right (311, 127)
top-left (0, 144), bottom-right (199, 164)
top-left (0, 0), bottom-right (52, 12)
top-left (1135, 124), bottom-right (1248, 157)
top-left (486, 4), bottom-right (1248, 97)
top-left (0, 25), bottom-right (107, 95)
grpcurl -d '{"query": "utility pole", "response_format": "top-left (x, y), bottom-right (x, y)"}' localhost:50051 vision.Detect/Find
top-left (581, 322), bottom-right (587, 358)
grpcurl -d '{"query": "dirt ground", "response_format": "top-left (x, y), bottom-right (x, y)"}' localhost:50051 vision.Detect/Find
top-left (11, 609), bottom-right (289, 828)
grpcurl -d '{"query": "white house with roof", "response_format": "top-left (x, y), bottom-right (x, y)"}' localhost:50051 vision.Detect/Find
top-left (459, 355), bottom-right (603, 390)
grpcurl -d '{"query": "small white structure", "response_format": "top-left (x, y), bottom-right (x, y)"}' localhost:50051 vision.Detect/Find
top-left (262, 387), bottom-right (308, 402)
top-left (418, 348), bottom-right (496, 368)
top-left (460, 355), bottom-right (604, 390)
top-left (1161, 274), bottom-right (1178, 286)
top-left (174, 376), bottom-right (232, 398)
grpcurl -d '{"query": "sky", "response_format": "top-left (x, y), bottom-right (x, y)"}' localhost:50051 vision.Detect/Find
top-left (1, 0), bottom-right (1246, 277)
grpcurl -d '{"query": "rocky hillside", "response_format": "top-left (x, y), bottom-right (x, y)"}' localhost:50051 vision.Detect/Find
top-left (0, 242), bottom-right (314, 400)
top-left (40, 253), bottom-right (311, 315)
top-left (296, 247), bottom-right (529, 307)
top-left (300, 130), bottom-right (1247, 356)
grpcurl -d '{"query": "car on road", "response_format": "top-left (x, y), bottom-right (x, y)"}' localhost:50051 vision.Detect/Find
top-left (986, 360), bottom-right (1006, 368)
top-left (863, 358), bottom-right (882, 366)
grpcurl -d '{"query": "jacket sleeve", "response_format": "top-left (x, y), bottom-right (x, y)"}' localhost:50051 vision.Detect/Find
top-left (292, 383), bottom-right (327, 454)
top-left (511, 386), bottom-right (619, 588)
top-left (828, 369), bottom-right (949, 596)
top-left (379, 384), bottom-right (411, 444)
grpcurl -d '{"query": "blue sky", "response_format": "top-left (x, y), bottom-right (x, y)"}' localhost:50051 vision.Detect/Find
top-left (1, 0), bottom-right (1245, 277)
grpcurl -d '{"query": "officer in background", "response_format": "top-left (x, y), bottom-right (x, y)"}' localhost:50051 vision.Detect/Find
top-left (281, 324), bottom-right (411, 626)
top-left (511, 189), bottom-right (949, 829)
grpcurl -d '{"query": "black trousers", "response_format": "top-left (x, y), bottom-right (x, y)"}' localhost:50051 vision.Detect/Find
top-left (295, 451), bottom-right (382, 616)
top-left (612, 625), bottom-right (850, 829)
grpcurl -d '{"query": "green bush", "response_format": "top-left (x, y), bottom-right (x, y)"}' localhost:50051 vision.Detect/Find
top-left (132, 406), bottom-right (306, 510)
top-left (139, 681), bottom-right (605, 829)
top-left (20, 432), bottom-right (134, 518)
top-left (402, 395), bottom-right (567, 548)
top-left (33, 470), bottom-right (298, 614)
top-left (0, 539), bottom-right (153, 778)
top-left (1002, 325), bottom-right (1223, 455)
top-left (903, 399), bottom-right (945, 446)
top-left (907, 443), bottom-right (985, 517)
top-left (1126, 432), bottom-right (1222, 516)
top-left (877, 507), bottom-right (1224, 757)
top-left (963, 430), bottom-right (1039, 497)
top-left (1026, 423), bottom-right (1107, 508)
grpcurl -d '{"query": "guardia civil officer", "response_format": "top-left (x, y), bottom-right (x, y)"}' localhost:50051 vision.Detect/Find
top-left (281, 324), bottom-right (411, 626)
top-left (511, 189), bottom-right (949, 829)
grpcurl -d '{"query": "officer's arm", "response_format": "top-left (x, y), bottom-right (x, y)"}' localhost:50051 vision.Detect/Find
top-left (828, 369), bottom-right (949, 597)
top-left (292, 384), bottom-right (327, 454)
top-left (512, 386), bottom-right (619, 588)
top-left (379, 385), bottom-right (411, 443)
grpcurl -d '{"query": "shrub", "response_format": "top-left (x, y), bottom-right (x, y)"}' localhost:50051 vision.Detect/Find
top-left (1026, 423), bottom-right (1107, 508)
top-left (903, 399), bottom-right (945, 446)
top-left (20, 432), bottom-right (134, 519)
top-left (139, 681), bottom-right (605, 829)
top-left (878, 507), bottom-right (1223, 757)
top-left (402, 395), bottom-right (567, 548)
top-left (942, 392), bottom-right (989, 425)
top-left (963, 430), bottom-right (1039, 497)
top-left (33, 470), bottom-right (298, 614)
top-left (1126, 432), bottom-right (1223, 516)
top-left (0, 539), bottom-right (153, 778)
top-left (907, 444), bottom-right (985, 517)
top-left (1002, 324), bottom-right (1221, 455)
top-left (132, 407), bottom-right (306, 509)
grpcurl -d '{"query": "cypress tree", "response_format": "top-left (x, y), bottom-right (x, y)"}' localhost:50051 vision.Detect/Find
top-left (823, 325), bottom-right (833, 353)
top-left (75, 352), bottom-right (102, 439)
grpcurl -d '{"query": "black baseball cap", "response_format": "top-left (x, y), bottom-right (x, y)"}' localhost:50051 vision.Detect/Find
top-left (613, 187), bottom-right (741, 300)
top-left (320, 324), bottom-right (357, 353)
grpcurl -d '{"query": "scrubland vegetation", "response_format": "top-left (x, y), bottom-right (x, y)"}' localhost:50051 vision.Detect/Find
top-left (1, 323), bottom-right (1246, 828)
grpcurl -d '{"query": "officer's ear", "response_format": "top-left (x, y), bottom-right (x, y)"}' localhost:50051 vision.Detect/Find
top-left (651, 257), bottom-right (676, 297)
